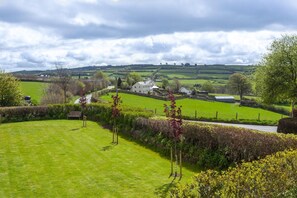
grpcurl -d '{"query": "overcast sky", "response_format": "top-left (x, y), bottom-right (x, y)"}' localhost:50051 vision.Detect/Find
top-left (1, 0), bottom-right (297, 71)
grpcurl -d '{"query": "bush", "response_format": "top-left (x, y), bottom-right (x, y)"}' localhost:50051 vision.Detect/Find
top-left (277, 118), bottom-right (297, 134)
top-left (171, 149), bottom-right (297, 197)
top-left (134, 118), bottom-right (297, 169)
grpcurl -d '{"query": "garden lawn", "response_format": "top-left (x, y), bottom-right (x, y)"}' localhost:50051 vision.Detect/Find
top-left (101, 93), bottom-right (284, 123)
top-left (0, 120), bottom-right (196, 197)
top-left (20, 81), bottom-right (48, 104)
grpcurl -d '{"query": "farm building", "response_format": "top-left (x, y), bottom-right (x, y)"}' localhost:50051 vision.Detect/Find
top-left (131, 80), bottom-right (158, 94)
top-left (215, 96), bottom-right (235, 103)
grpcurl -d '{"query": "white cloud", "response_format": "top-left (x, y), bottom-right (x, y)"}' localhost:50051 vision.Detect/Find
top-left (1, 0), bottom-right (297, 71)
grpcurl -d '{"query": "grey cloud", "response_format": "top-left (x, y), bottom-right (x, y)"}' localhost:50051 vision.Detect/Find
top-left (127, 40), bottom-right (173, 54)
top-left (66, 51), bottom-right (89, 61)
top-left (1, 0), bottom-right (297, 39)
top-left (21, 52), bottom-right (44, 64)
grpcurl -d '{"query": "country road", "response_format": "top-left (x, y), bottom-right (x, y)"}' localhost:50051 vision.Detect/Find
top-left (74, 94), bottom-right (92, 104)
top-left (186, 120), bottom-right (277, 132)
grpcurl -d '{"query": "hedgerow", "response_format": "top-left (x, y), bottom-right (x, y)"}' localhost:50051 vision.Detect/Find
top-left (0, 104), bottom-right (152, 126)
top-left (171, 149), bottom-right (297, 198)
top-left (133, 118), bottom-right (297, 169)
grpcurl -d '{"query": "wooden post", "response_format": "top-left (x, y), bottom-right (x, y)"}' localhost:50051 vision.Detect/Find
top-left (195, 110), bottom-right (197, 119)
top-left (236, 112), bottom-right (238, 120)
top-left (82, 115), bottom-right (87, 127)
top-left (155, 108), bottom-right (157, 114)
top-left (116, 128), bottom-right (118, 144)
top-left (179, 150), bottom-right (182, 179)
top-left (216, 111), bottom-right (218, 119)
top-left (258, 113), bottom-right (260, 121)
top-left (112, 126), bottom-right (115, 143)
top-left (175, 151), bottom-right (178, 177)
top-left (170, 147), bottom-right (173, 176)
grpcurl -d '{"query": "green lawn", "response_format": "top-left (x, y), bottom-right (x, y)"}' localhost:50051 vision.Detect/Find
top-left (101, 93), bottom-right (284, 122)
top-left (0, 120), bottom-right (197, 197)
top-left (20, 81), bottom-right (48, 103)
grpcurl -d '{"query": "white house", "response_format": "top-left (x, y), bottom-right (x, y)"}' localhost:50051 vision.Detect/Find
top-left (179, 87), bottom-right (191, 95)
top-left (131, 80), bottom-right (158, 94)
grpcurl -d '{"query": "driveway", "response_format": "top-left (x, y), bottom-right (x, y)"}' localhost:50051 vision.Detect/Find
top-left (74, 94), bottom-right (92, 104)
top-left (186, 120), bottom-right (277, 133)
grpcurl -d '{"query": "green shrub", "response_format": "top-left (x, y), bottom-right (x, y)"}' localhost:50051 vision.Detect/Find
top-left (277, 118), bottom-right (297, 134)
top-left (171, 149), bottom-right (297, 198)
top-left (134, 118), bottom-right (297, 169)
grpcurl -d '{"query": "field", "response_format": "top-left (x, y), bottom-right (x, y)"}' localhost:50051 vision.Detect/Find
top-left (20, 81), bottom-right (48, 103)
top-left (101, 93), bottom-right (284, 122)
top-left (0, 120), bottom-right (197, 197)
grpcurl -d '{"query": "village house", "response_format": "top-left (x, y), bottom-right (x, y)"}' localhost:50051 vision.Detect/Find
top-left (130, 80), bottom-right (158, 94)
top-left (179, 87), bottom-right (191, 95)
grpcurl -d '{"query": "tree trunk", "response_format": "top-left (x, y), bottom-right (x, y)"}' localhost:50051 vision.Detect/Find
top-left (291, 101), bottom-right (296, 118)
top-left (64, 89), bottom-right (67, 104)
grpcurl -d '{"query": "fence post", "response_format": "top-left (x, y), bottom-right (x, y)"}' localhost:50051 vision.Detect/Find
top-left (216, 111), bottom-right (218, 119)
top-left (155, 108), bottom-right (157, 115)
top-left (258, 113), bottom-right (260, 121)
top-left (236, 112), bottom-right (238, 120)
top-left (195, 110), bottom-right (197, 119)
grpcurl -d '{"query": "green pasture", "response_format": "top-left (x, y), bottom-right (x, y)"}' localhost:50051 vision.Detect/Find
top-left (20, 81), bottom-right (48, 103)
top-left (156, 79), bottom-right (228, 88)
top-left (196, 73), bottom-right (230, 79)
top-left (178, 79), bottom-right (227, 87)
top-left (160, 72), bottom-right (197, 79)
top-left (101, 93), bottom-right (284, 123)
top-left (0, 120), bottom-right (196, 197)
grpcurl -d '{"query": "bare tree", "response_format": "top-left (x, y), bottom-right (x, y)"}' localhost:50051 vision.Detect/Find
top-left (56, 65), bottom-right (72, 103)
top-left (41, 83), bottom-right (64, 105)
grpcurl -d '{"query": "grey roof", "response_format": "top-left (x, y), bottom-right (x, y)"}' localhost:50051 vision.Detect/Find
top-left (215, 96), bottom-right (235, 100)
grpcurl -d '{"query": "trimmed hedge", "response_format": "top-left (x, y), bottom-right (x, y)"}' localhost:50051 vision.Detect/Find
top-left (171, 149), bottom-right (297, 197)
top-left (277, 118), bottom-right (297, 134)
top-left (134, 118), bottom-right (297, 169)
top-left (0, 104), bottom-right (153, 127)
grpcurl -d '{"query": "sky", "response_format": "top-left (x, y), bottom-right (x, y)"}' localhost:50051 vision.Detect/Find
top-left (1, 0), bottom-right (297, 72)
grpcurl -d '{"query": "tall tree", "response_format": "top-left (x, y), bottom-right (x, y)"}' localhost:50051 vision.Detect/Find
top-left (172, 78), bottom-right (181, 92)
top-left (0, 72), bottom-right (23, 106)
top-left (162, 78), bottom-right (169, 89)
top-left (117, 77), bottom-right (122, 88)
top-left (228, 73), bottom-right (252, 101)
top-left (126, 72), bottom-right (142, 86)
top-left (201, 81), bottom-right (215, 93)
top-left (255, 35), bottom-right (297, 117)
top-left (56, 65), bottom-right (71, 103)
top-left (93, 71), bottom-right (109, 91)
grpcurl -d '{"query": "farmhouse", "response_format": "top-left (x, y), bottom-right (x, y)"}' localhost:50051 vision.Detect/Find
top-left (131, 80), bottom-right (158, 94)
top-left (215, 96), bottom-right (235, 103)
top-left (179, 87), bottom-right (191, 95)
